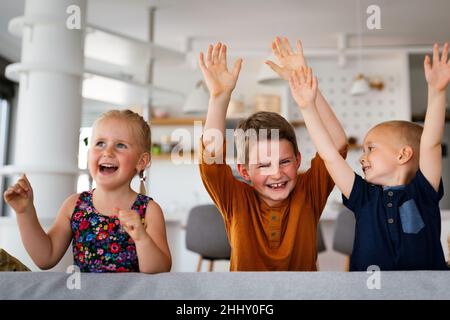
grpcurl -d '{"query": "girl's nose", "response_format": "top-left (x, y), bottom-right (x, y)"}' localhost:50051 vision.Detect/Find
top-left (103, 145), bottom-right (114, 157)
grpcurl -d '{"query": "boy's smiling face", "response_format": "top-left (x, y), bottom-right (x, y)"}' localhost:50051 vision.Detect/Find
top-left (360, 127), bottom-right (405, 186)
top-left (237, 139), bottom-right (301, 207)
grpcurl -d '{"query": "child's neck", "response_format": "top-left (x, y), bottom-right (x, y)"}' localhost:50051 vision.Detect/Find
top-left (92, 185), bottom-right (137, 215)
top-left (383, 168), bottom-right (416, 187)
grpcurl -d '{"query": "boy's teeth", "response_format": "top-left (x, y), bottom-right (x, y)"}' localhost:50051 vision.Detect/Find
top-left (269, 182), bottom-right (286, 188)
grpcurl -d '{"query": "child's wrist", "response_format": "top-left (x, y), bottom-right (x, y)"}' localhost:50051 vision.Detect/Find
top-left (428, 84), bottom-right (446, 95)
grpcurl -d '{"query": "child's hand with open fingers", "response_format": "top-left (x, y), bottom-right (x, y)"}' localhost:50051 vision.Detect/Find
top-left (424, 42), bottom-right (450, 92)
top-left (266, 37), bottom-right (308, 81)
top-left (199, 42), bottom-right (243, 98)
top-left (3, 174), bottom-right (34, 214)
top-left (289, 67), bottom-right (318, 109)
top-left (115, 208), bottom-right (148, 242)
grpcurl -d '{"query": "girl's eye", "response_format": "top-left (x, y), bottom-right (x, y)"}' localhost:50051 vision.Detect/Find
top-left (117, 143), bottom-right (127, 149)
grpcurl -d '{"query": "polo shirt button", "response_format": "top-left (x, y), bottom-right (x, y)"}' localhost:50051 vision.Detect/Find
top-left (388, 191), bottom-right (394, 196)
top-left (387, 202), bottom-right (393, 208)
top-left (271, 215), bottom-right (276, 221)
top-left (388, 218), bottom-right (394, 224)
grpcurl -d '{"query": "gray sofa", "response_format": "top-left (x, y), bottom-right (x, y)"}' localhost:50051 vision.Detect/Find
top-left (0, 271), bottom-right (449, 300)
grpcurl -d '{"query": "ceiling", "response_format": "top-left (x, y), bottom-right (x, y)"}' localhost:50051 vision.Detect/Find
top-left (1, 0), bottom-right (450, 62)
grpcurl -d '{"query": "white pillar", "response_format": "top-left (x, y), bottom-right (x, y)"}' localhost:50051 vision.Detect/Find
top-left (2, 0), bottom-right (86, 270)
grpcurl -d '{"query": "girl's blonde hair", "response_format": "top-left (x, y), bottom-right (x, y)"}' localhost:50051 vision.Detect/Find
top-left (94, 109), bottom-right (152, 195)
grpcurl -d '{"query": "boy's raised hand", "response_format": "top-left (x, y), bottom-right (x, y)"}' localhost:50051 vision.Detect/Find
top-left (289, 67), bottom-right (318, 109)
top-left (424, 42), bottom-right (450, 91)
top-left (3, 174), bottom-right (34, 214)
top-left (266, 37), bottom-right (308, 80)
top-left (199, 42), bottom-right (242, 98)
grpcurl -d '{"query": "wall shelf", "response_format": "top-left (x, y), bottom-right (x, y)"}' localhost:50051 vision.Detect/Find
top-left (150, 117), bottom-right (205, 126)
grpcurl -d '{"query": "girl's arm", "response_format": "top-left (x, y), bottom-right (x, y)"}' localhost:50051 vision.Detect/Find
top-left (118, 201), bottom-right (172, 273)
top-left (4, 174), bottom-right (75, 269)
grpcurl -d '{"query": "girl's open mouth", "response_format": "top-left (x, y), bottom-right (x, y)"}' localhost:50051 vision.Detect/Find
top-left (99, 164), bottom-right (118, 174)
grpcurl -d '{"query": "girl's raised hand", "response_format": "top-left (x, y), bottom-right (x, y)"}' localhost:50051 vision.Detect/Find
top-left (116, 208), bottom-right (148, 242)
top-left (199, 42), bottom-right (243, 98)
top-left (424, 42), bottom-right (450, 91)
top-left (266, 37), bottom-right (308, 81)
top-left (289, 67), bottom-right (318, 109)
top-left (3, 174), bottom-right (34, 214)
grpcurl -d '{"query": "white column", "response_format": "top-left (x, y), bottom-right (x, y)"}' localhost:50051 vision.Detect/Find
top-left (1, 0), bottom-right (86, 270)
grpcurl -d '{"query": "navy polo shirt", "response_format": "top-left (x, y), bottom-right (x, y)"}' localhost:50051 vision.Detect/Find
top-left (343, 170), bottom-right (448, 271)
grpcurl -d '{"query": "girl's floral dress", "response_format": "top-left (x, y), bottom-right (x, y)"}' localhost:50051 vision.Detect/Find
top-left (71, 190), bottom-right (151, 272)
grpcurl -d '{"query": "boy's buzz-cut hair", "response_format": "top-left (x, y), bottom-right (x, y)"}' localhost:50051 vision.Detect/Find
top-left (370, 120), bottom-right (423, 156)
top-left (236, 111), bottom-right (299, 165)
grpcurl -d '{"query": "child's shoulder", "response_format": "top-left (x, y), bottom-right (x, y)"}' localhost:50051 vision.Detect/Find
top-left (60, 192), bottom-right (82, 218)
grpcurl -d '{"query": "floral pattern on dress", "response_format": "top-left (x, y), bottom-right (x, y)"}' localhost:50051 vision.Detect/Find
top-left (71, 190), bottom-right (151, 272)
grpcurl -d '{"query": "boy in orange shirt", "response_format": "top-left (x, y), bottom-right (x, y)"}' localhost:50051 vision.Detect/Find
top-left (198, 38), bottom-right (347, 271)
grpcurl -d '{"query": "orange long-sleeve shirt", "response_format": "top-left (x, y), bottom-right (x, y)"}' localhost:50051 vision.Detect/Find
top-left (199, 140), bottom-right (347, 271)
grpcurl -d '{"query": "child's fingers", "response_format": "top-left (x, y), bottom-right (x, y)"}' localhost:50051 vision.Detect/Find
top-left (306, 67), bottom-right (312, 86)
top-left (265, 60), bottom-right (282, 74)
top-left (298, 66), bottom-right (306, 84)
top-left (3, 187), bottom-right (17, 201)
top-left (271, 41), bottom-right (282, 60)
top-left (282, 37), bottom-right (293, 55)
top-left (212, 42), bottom-right (221, 65)
top-left (275, 37), bottom-right (284, 58)
top-left (232, 58), bottom-right (243, 78)
top-left (199, 52), bottom-right (207, 71)
top-left (21, 174), bottom-right (32, 191)
top-left (206, 44), bottom-right (213, 67)
top-left (17, 177), bottom-right (29, 193)
top-left (220, 44), bottom-right (228, 67)
top-left (296, 40), bottom-right (304, 54)
top-left (291, 70), bottom-right (299, 87)
top-left (433, 43), bottom-right (439, 66)
top-left (441, 42), bottom-right (448, 64)
top-left (424, 55), bottom-right (431, 74)
top-left (312, 76), bottom-right (318, 92)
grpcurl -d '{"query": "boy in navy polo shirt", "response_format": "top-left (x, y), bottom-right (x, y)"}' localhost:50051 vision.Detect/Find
top-left (288, 43), bottom-right (449, 271)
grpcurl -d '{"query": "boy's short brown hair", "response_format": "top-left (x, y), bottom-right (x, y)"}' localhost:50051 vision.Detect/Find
top-left (371, 120), bottom-right (423, 153)
top-left (236, 111), bottom-right (299, 165)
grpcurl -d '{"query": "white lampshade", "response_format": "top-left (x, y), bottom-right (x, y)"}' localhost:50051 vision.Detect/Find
top-left (257, 56), bottom-right (285, 86)
top-left (350, 74), bottom-right (370, 96)
top-left (183, 81), bottom-right (209, 114)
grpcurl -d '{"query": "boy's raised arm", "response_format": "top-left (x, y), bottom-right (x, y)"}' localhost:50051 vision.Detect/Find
top-left (420, 42), bottom-right (450, 191)
top-left (266, 37), bottom-right (347, 151)
top-left (289, 68), bottom-right (355, 198)
top-left (199, 43), bottom-right (242, 152)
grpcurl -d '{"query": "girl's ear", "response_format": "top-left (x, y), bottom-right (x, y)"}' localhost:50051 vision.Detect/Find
top-left (137, 152), bottom-right (151, 172)
top-left (397, 146), bottom-right (414, 164)
top-left (237, 164), bottom-right (251, 182)
top-left (296, 152), bottom-right (301, 169)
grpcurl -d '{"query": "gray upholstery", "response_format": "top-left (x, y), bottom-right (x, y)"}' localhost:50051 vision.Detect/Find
top-left (0, 271), bottom-right (449, 299)
top-left (317, 222), bottom-right (326, 253)
top-left (185, 205), bottom-right (231, 260)
top-left (332, 208), bottom-right (356, 255)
